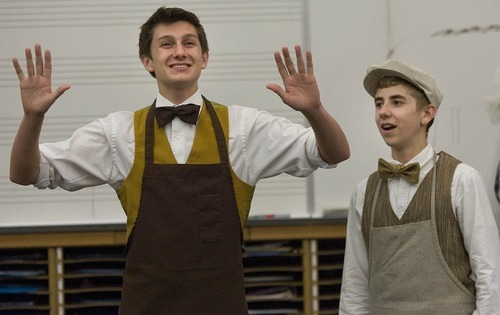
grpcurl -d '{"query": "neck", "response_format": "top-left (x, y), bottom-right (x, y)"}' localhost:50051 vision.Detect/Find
top-left (158, 84), bottom-right (198, 105)
top-left (391, 141), bottom-right (428, 164)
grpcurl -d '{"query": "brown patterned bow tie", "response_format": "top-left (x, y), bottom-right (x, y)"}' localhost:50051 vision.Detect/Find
top-left (154, 104), bottom-right (200, 127)
top-left (378, 158), bottom-right (420, 185)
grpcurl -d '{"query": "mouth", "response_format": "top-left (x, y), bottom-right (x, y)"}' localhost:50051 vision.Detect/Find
top-left (380, 123), bottom-right (396, 131)
top-left (169, 63), bottom-right (191, 69)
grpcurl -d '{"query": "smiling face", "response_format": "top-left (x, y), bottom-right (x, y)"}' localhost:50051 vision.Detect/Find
top-left (374, 85), bottom-right (436, 162)
top-left (140, 21), bottom-right (209, 102)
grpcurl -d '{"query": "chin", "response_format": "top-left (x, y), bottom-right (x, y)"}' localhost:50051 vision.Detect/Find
top-left (382, 138), bottom-right (397, 148)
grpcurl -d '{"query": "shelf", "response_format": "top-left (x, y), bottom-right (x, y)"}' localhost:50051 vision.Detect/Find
top-left (0, 219), bottom-right (347, 315)
top-left (0, 248), bottom-right (50, 315)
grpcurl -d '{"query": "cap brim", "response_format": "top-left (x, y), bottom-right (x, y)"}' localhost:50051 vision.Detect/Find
top-left (363, 68), bottom-right (425, 98)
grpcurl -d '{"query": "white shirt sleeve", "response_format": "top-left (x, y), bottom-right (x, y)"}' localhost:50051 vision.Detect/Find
top-left (36, 111), bottom-right (134, 191)
top-left (453, 164), bottom-right (500, 314)
top-left (339, 179), bottom-right (370, 314)
top-left (36, 105), bottom-right (334, 191)
top-left (228, 105), bottom-right (335, 186)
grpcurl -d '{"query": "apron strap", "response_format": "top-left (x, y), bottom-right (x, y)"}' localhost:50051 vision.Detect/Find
top-left (144, 96), bottom-right (229, 165)
top-left (202, 95), bottom-right (229, 165)
top-left (145, 102), bottom-right (155, 165)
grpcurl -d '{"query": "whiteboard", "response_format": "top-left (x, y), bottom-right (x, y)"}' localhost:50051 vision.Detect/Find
top-left (1, 0), bottom-right (499, 230)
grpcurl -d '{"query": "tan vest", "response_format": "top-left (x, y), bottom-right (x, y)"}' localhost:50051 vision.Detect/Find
top-left (117, 101), bottom-right (255, 239)
top-left (362, 152), bottom-right (475, 294)
top-left (361, 152), bottom-right (476, 314)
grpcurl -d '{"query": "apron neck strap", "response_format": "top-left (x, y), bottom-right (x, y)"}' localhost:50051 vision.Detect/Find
top-left (145, 96), bottom-right (229, 165)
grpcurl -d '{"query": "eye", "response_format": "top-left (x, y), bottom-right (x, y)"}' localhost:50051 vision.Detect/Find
top-left (184, 41), bottom-right (196, 47)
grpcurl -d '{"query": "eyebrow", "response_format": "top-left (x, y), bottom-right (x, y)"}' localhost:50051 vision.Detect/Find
top-left (375, 94), bottom-right (407, 102)
top-left (156, 33), bottom-right (199, 43)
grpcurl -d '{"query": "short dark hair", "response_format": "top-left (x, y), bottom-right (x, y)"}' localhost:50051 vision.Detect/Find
top-left (377, 76), bottom-right (435, 131)
top-left (138, 7), bottom-right (209, 59)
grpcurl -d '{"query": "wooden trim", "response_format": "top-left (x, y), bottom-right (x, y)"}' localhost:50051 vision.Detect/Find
top-left (0, 231), bottom-right (127, 248)
top-left (47, 248), bottom-right (59, 315)
top-left (0, 223), bottom-right (345, 248)
top-left (302, 239), bottom-right (313, 315)
top-left (245, 224), bottom-right (346, 241)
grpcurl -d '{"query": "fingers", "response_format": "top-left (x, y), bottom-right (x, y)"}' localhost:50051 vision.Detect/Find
top-left (305, 49), bottom-right (314, 75)
top-left (282, 46), bottom-right (296, 75)
top-left (274, 45), bottom-right (313, 77)
top-left (13, 44), bottom-right (52, 80)
top-left (12, 58), bottom-right (25, 81)
top-left (44, 48), bottom-right (52, 81)
top-left (294, 45), bottom-right (314, 74)
top-left (294, 45), bottom-right (305, 73)
top-left (35, 44), bottom-right (44, 77)
top-left (54, 85), bottom-right (71, 99)
top-left (266, 83), bottom-right (284, 99)
top-left (25, 47), bottom-right (35, 77)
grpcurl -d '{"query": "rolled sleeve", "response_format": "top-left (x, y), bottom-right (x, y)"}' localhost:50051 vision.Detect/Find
top-left (229, 105), bottom-right (336, 186)
top-left (34, 112), bottom-right (134, 191)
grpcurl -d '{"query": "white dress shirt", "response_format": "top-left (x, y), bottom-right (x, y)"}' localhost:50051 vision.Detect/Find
top-left (36, 90), bottom-right (334, 191)
top-left (339, 144), bottom-right (500, 315)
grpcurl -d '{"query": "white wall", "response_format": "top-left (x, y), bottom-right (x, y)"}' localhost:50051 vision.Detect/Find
top-left (0, 0), bottom-right (312, 226)
top-left (1, 0), bottom-right (499, 229)
top-left (310, 0), bottom-right (500, 230)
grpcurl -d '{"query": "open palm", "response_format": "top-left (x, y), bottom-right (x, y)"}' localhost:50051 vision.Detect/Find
top-left (12, 44), bottom-right (70, 116)
top-left (266, 45), bottom-right (321, 112)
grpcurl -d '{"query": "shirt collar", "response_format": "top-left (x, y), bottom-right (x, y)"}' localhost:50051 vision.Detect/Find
top-left (385, 143), bottom-right (436, 167)
top-left (155, 90), bottom-right (203, 108)
top-left (384, 144), bottom-right (437, 184)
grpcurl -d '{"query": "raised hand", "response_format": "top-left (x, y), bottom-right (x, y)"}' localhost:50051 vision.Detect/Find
top-left (266, 45), bottom-right (321, 113)
top-left (266, 45), bottom-right (350, 164)
top-left (12, 44), bottom-right (70, 116)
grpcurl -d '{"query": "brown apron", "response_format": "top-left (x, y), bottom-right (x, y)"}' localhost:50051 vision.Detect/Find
top-left (118, 98), bottom-right (248, 315)
top-left (368, 158), bottom-right (476, 314)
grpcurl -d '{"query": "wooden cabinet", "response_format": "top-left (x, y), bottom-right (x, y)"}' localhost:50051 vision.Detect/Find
top-left (0, 219), bottom-right (346, 315)
top-left (0, 248), bottom-right (52, 315)
top-left (62, 246), bottom-right (124, 314)
top-left (244, 239), bottom-right (305, 314)
top-left (315, 238), bottom-right (346, 314)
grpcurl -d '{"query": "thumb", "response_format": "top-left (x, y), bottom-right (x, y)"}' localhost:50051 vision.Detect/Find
top-left (266, 83), bottom-right (285, 100)
top-left (53, 85), bottom-right (71, 100)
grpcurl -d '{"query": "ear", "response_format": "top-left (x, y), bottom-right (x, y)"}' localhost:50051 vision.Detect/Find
top-left (421, 104), bottom-right (437, 126)
top-left (201, 51), bottom-right (209, 69)
top-left (140, 55), bottom-right (154, 73)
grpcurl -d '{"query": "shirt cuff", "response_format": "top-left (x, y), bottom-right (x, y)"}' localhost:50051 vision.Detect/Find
top-left (35, 159), bottom-right (52, 189)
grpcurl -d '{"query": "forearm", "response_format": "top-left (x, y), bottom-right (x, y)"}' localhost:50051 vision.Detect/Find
top-left (10, 114), bottom-right (44, 185)
top-left (303, 104), bottom-right (350, 164)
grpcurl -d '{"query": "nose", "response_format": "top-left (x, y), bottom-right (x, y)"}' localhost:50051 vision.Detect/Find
top-left (173, 44), bottom-right (186, 58)
top-left (378, 102), bottom-right (391, 117)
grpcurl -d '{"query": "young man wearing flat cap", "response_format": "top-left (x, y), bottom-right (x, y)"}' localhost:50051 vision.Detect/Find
top-left (339, 60), bottom-right (500, 314)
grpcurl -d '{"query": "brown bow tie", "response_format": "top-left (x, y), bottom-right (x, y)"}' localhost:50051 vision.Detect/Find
top-left (154, 104), bottom-right (200, 127)
top-left (378, 158), bottom-right (420, 185)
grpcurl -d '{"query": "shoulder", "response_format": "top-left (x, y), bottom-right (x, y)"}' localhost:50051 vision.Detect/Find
top-left (448, 160), bottom-right (491, 207)
top-left (346, 177), bottom-right (370, 218)
top-left (454, 162), bottom-right (485, 184)
top-left (227, 105), bottom-right (272, 132)
top-left (228, 105), bottom-right (305, 132)
top-left (228, 104), bottom-right (263, 118)
top-left (352, 177), bottom-right (370, 208)
top-left (96, 111), bottom-right (134, 130)
top-left (437, 152), bottom-right (482, 185)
